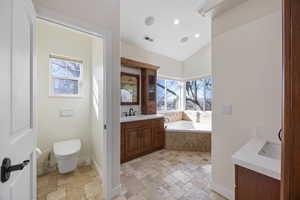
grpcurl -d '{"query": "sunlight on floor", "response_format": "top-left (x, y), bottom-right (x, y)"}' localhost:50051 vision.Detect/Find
top-left (37, 165), bottom-right (103, 200)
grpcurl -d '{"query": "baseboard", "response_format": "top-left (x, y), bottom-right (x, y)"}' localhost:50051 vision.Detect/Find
top-left (78, 157), bottom-right (92, 167)
top-left (92, 159), bottom-right (121, 200)
top-left (92, 160), bottom-right (102, 177)
top-left (110, 184), bottom-right (121, 199)
top-left (211, 182), bottom-right (235, 200)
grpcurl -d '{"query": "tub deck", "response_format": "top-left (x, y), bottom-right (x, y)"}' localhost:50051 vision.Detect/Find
top-left (164, 120), bottom-right (211, 152)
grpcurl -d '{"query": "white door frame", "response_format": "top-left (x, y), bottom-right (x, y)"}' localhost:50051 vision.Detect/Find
top-left (35, 9), bottom-right (115, 200)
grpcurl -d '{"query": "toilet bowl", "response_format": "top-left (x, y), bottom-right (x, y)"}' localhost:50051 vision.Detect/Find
top-left (53, 139), bottom-right (81, 174)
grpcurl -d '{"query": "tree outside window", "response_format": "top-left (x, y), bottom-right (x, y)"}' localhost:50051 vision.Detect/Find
top-left (50, 55), bottom-right (82, 96)
top-left (157, 79), bottom-right (166, 111)
top-left (185, 77), bottom-right (212, 111)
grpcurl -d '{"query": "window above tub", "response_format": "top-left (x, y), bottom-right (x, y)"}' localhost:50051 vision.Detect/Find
top-left (185, 77), bottom-right (212, 111)
top-left (49, 55), bottom-right (83, 97)
top-left (157, 78), bottom-right (183, 111)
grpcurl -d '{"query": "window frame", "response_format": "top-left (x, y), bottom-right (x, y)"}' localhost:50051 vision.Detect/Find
top-left (157, 77), bottom-right (184, 112)
top-left (49, 54), bottom-right (83, 98)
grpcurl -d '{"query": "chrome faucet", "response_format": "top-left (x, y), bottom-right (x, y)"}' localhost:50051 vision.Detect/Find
top-left (129, 108), bottom-right (134, 116)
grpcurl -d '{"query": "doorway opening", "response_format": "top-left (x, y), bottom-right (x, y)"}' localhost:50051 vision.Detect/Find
top-left (36, 19), bottom-right (106, 199)
top-left (118, 0), bottom-right (215, 199)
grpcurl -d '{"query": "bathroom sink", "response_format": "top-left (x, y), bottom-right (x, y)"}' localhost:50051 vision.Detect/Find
top-left (120, 114), bottom-right (164, 123)
top-left (258, 142), bottom-right (281, 160)
top-left (124, 115), bottom-right (138, 118)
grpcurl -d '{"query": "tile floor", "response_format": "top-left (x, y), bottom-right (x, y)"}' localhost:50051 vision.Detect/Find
top-left (37, 150), bottom-right (227, 200)
top-left (114, 150), bottom-right (227, 200)
top-left (37, 165), bottom-right (103, 200)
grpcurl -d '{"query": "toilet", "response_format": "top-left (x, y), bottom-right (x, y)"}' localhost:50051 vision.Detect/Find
top-left (53, 139), bottom-right (81, 174)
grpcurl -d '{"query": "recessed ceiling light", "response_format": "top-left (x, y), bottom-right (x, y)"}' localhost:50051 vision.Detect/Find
top-left (173, 19), bottom-right (180, 25)
top-left (145, 16), bottom-right (155, 26)
top-left (195, 33), bottom-right (200, 38)
top-left (180, 36), bottom-right (189, 43)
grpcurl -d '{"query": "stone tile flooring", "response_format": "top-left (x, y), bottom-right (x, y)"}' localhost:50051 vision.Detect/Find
top-left (37, 150), bottom-right (227, 200)
top-left (37, 165), bottom-right (103, 200)
top-left (114, 150), bottom-right (227, 200)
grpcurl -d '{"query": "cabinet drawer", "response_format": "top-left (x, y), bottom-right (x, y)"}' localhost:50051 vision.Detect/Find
top-left (123, 120), bottom-right (150, 129)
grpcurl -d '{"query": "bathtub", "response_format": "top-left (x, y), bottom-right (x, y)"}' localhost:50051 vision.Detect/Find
top-left (164, 120), bottom-right (211, 152)
top-left (165, 120), bottom-right (211, 133)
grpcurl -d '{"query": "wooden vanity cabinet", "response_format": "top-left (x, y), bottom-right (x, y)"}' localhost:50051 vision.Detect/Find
top-left (141, 69), bottom-right (157, 114)
top-left (121, 118), bottom-right (165, 163)
top-left (235, 165), bottom-right (280, 200)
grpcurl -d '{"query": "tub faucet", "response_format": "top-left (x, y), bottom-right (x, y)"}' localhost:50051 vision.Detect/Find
top-left (196, 112), bottom-right (201, 123)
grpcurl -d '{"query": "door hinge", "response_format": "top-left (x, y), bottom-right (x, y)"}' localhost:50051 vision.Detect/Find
top-left (104, 124), bottom-right (107, 130)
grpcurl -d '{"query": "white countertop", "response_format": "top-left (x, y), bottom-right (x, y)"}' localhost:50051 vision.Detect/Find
top-left (120, 114), bottom-right (164, 123)
top-left (232, 137), bottom-right (281, 180)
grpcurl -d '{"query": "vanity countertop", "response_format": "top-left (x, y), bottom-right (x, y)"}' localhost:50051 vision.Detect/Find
top-left (232, 137), bottom-right (281, 180)
top-left (120, 114), bottom-right (164, 123)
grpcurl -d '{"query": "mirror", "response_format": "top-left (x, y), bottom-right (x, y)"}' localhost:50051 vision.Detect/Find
top-left (120, 72), bottom-right (140, 105)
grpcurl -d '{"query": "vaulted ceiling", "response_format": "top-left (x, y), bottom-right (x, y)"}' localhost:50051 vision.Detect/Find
top-left (121, 0), bottom-right (211, 61)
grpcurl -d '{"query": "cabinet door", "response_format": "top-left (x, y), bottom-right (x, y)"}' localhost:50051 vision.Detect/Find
top-left (121, 124), bottom-right (126, 163)
top-left (152, 119), bottom-right (165, 150)
top-left (125, 127), bottom-right (141, 160)
top-left (141, 69), bottom-right (157, 114)
top-left (140, 127), bottom-right (153, 154)
top-left (152, 127), bottom-right (165, 150)
top-left (235, 166), bottom-right (280, 200)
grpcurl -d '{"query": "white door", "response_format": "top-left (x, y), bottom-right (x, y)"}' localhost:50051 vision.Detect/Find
top-left (0, 0), bottom-right (37, 200)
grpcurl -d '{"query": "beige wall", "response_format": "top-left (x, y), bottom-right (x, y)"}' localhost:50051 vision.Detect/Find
top-left (211, 0), bottom-right (282, 199)
top-left (91, 37), bottom-right (104, 171)
top-left (37, 21), bottom-right (93, 173)
top-left (121, 41), bottom-right (184, 79)
top-left (183, 44), bottom-right (212, 79)
top-left (213, 0), bottom-right (281, 37)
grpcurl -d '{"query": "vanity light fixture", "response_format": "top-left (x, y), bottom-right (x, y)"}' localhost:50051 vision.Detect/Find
top-left (195, 33), bottom-right (200, 38)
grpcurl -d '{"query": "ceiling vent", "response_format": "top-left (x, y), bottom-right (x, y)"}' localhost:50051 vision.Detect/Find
top-left (180, 36), bottom-right (189, 44)
top-left (144, 36), bottom-right (154, 42)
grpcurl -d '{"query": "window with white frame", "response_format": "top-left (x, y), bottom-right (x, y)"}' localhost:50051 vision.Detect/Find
top-left (185, 77), bottom-right (212, 111)
top-left (49, 55), bottom-right (82, 96)
top-left (157, 78), bottom-right (182, 111)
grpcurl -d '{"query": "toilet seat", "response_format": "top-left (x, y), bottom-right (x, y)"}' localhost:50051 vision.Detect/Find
top-left (53, 139), bottom-right (81, 157)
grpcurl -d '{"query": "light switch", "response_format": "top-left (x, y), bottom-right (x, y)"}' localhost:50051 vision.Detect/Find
top-left (60, 109), bottom-right (74, 117)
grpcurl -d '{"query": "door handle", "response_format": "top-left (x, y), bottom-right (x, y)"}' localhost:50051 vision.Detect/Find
top-left (1, 158), bottom-right (30, 183)
top-left (278, 129), bottom-right (283, 142)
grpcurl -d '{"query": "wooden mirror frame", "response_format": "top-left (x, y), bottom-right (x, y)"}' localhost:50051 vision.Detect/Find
top-left (120, 72), bottom-right (140, 105)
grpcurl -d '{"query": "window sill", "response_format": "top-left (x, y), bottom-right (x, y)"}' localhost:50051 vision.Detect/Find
top-left (48, 95), bottom-right (83, 99)
top-left (157, 110), bottom-right (184, 114)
